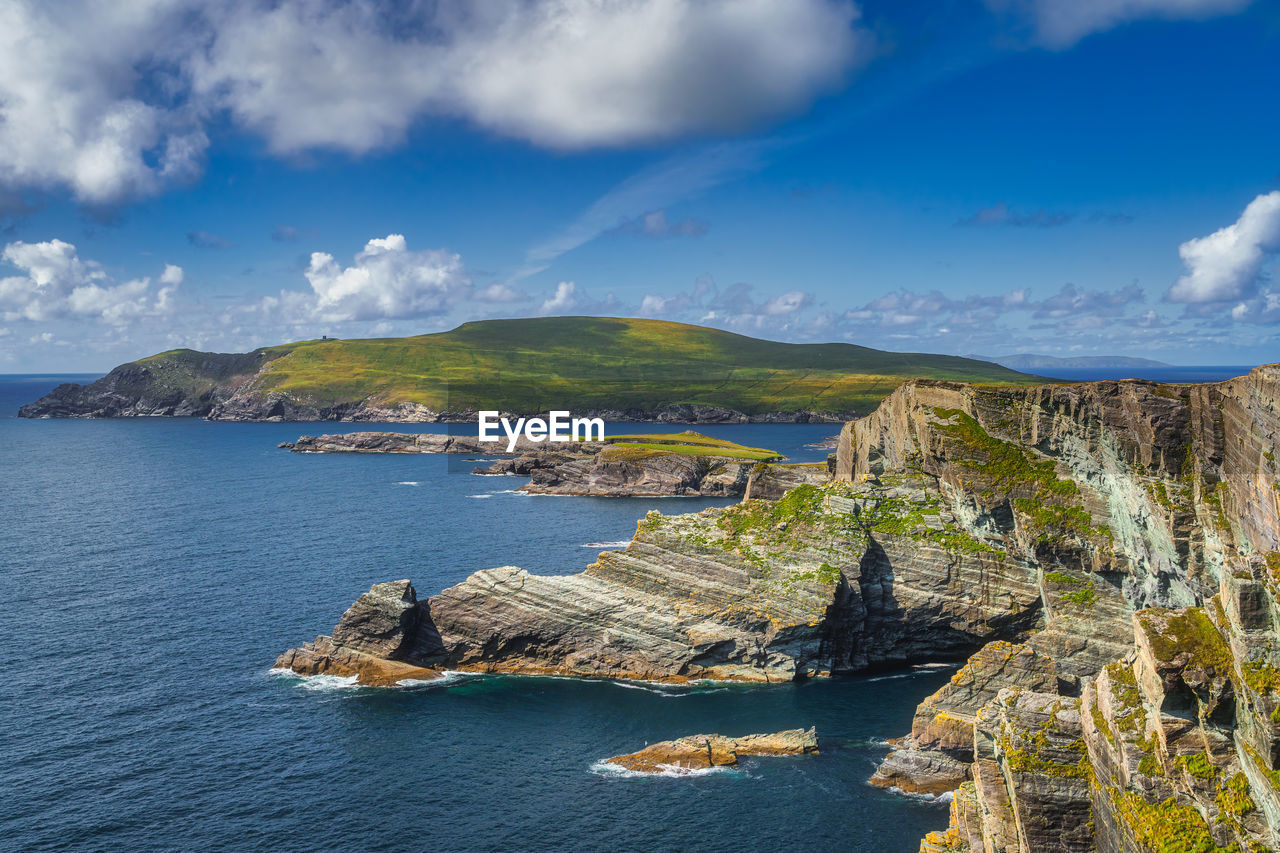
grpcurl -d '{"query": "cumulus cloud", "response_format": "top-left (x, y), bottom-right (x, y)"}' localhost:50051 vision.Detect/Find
top-left (531, 280), bottom-right (622, 316)
top-left (258, 234), bottom-right (470, 324)
top-left (635, 276), bottom-right (815, 332)
top-left (538, 281), bottom-right (580, 315)
top-left (1167, 191), bottom-right (1280, 304)
top-left (0, 0), bottom-right (869, 204)
top-left (0, 1), bottom-right (207, 203)
top-left (990, 0), bottom-right (1253, 47)
top-left (0, 238), bottom-right (180, 324)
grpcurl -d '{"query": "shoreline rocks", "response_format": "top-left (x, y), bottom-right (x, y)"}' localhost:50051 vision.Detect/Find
top-left (283, 429), bottom-right (832, 498)
top-left (274, 365), bottom-right (1280, 851)
top-left (605, 728), bottom-right (818, 774)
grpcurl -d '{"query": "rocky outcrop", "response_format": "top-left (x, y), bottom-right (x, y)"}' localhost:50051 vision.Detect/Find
top-left (286, 429), bottom-right (830, 497)
top-left (277, 474), bottom-right (1051, 683)
top-left (274, 580), bottom-right (441, 686)
top-left (276, 365), bottom-right (1280, 851)
top-left (283, 431), bottom-right (577, 454)
top-left (18, 349), bottom-right (281, 418)
top-left (605, 728), bottom-right (818, 773)
top-left (483, 451), bottom-right (829, 498)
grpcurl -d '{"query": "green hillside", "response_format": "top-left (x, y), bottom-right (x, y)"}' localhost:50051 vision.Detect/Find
top-left (21, 316), bottom-right (1044, 419)
top-left (241, 316), bottom-right (1038, 414)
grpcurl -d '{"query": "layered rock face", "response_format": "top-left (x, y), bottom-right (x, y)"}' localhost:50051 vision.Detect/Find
top-left (277, 366), bottom-right (1280, 851)
top-left (278, 476), bottom-right (1047, 683)
top-left (851, 366), bottom-right (1280, 852)
top-left (482, 451), bottom-right (829, 498)
top-left (605, 728), bottom-right (818, 773)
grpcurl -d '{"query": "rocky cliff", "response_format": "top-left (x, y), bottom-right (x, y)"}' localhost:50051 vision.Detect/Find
top-left (277, 365), bottom-right (1280, 851)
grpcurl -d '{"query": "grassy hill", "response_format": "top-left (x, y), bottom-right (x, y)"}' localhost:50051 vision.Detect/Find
top-left (21, 316), bottom-right (1043, 420)
top-left (245, 317), bottom-right (1038, 413)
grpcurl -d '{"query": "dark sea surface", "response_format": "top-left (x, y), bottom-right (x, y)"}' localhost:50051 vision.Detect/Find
top-left (1033, 365), bottom-right (1257, 383)
top-left (1, 375), bottom-right (953, 853)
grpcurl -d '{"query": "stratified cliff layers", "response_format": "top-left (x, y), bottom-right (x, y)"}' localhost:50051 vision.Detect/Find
top-left (278, 365), bottom-right (1280, 852)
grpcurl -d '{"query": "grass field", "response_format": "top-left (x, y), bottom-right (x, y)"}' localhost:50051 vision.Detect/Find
top-left (177, 316), bottom-right (1041, 416)
top-left (601, 431), bottom-right (783, 462)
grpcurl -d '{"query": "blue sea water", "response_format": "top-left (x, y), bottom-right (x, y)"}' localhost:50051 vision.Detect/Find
top-left (0, 375), bottom-right (953, 853)
top-left (1033, 365), bottom-right (1256, 383)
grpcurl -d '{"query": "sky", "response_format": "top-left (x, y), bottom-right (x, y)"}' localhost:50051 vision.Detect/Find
top-left (1, 0), bottom-right (1279, 371)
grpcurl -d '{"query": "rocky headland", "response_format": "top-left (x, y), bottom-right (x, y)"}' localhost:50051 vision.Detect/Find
top-left (283, 429), bottom-right (831, 498)
top-left (277, 365), bottom-right (1280, 851)
top-left (17, 317), bottom-right (1036, 422)
top-left (604, 728), bottom-right (818, 773)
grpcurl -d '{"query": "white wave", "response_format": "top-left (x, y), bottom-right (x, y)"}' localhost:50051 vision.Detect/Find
top-left (863, 672), bottom-right (921, 683)
top-left (913, 663), bottom-right (954, 670)
top-left (269, 668), bottom-right (361, 691)
top-left (269, 667), bottom-right (473, 691)
top-left (467, 493), bottom-right (494, 499)
top-left (589, 760), bottom-right (735, 779)
top-left (397, 670), bottom-right (472, 688)
top-left (394, 481), bottom-right (420, 486)
top-left (611, 680), bottom-right (728, 697)
top-left (582, 540), bottom-right (632, 549)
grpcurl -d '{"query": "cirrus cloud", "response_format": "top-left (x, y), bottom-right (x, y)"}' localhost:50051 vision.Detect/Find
top-left (990, 0), bottom-right (1253, 48)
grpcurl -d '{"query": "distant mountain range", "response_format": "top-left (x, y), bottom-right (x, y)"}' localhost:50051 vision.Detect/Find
top-left (970, 353), bottom-right (1171, 370)
top-left (19, 317), bottom-right (1041, 422)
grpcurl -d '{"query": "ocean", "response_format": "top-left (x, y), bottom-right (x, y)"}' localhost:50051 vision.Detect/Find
top-left (1, 374), bottom-right (954, 853)
top-left (1030, 365), bottom-right (1257, 383)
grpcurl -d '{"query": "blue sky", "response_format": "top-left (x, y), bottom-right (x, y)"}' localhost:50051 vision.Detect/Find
top-left (2, 0), bottom-right (1279, 371)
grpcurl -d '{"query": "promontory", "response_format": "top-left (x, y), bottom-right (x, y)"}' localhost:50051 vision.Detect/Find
top-left (276, 364), bottom-right (1280, 852)
top-left (18, 316), bottom-right (1036, 421)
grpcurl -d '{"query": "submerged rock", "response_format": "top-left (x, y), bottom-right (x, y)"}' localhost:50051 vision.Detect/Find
top-left (606, 728), bottom-right (818, 773)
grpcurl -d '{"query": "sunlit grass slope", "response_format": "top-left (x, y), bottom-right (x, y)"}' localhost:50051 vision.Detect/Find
top-left (172, 316), bottom-right (1043, 415)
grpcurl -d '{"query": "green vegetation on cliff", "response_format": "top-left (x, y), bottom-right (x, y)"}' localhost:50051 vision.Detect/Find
top-left (601, 431), bottom-right (781, 462)
top-left (24, 316), bottom-right (1041, 419)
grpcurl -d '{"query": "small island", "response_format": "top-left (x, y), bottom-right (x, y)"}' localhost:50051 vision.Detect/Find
top-left (605, 728), bottom-right (818, 774)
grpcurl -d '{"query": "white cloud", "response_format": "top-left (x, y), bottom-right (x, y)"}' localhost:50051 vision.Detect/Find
top-left (0, 1), bottom-right (207, 204)
top-left (0, 238), bottom-right (181, 324)
top-left (261, 234), bottom-right (470, 323)
top-left (538, 281), bottom-right (579, 315)
top-left (615, 209), bottom-right (708, 238)
top-left (991, 0), bottom-right (1252, 47)
top-left (0, 0), bottom-right (869, 204)
top-left (447, 0), bottom-right (866, 149)
top-left (1167, 191), bottom-right (1280, 304)
top-left (473, 282), bottom-right (528, 304)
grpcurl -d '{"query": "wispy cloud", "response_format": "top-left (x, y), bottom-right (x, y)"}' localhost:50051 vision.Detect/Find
top-left (187, 230), bottom-right (233, 250)
top-left (515, 138), bottom-right (780, 281)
